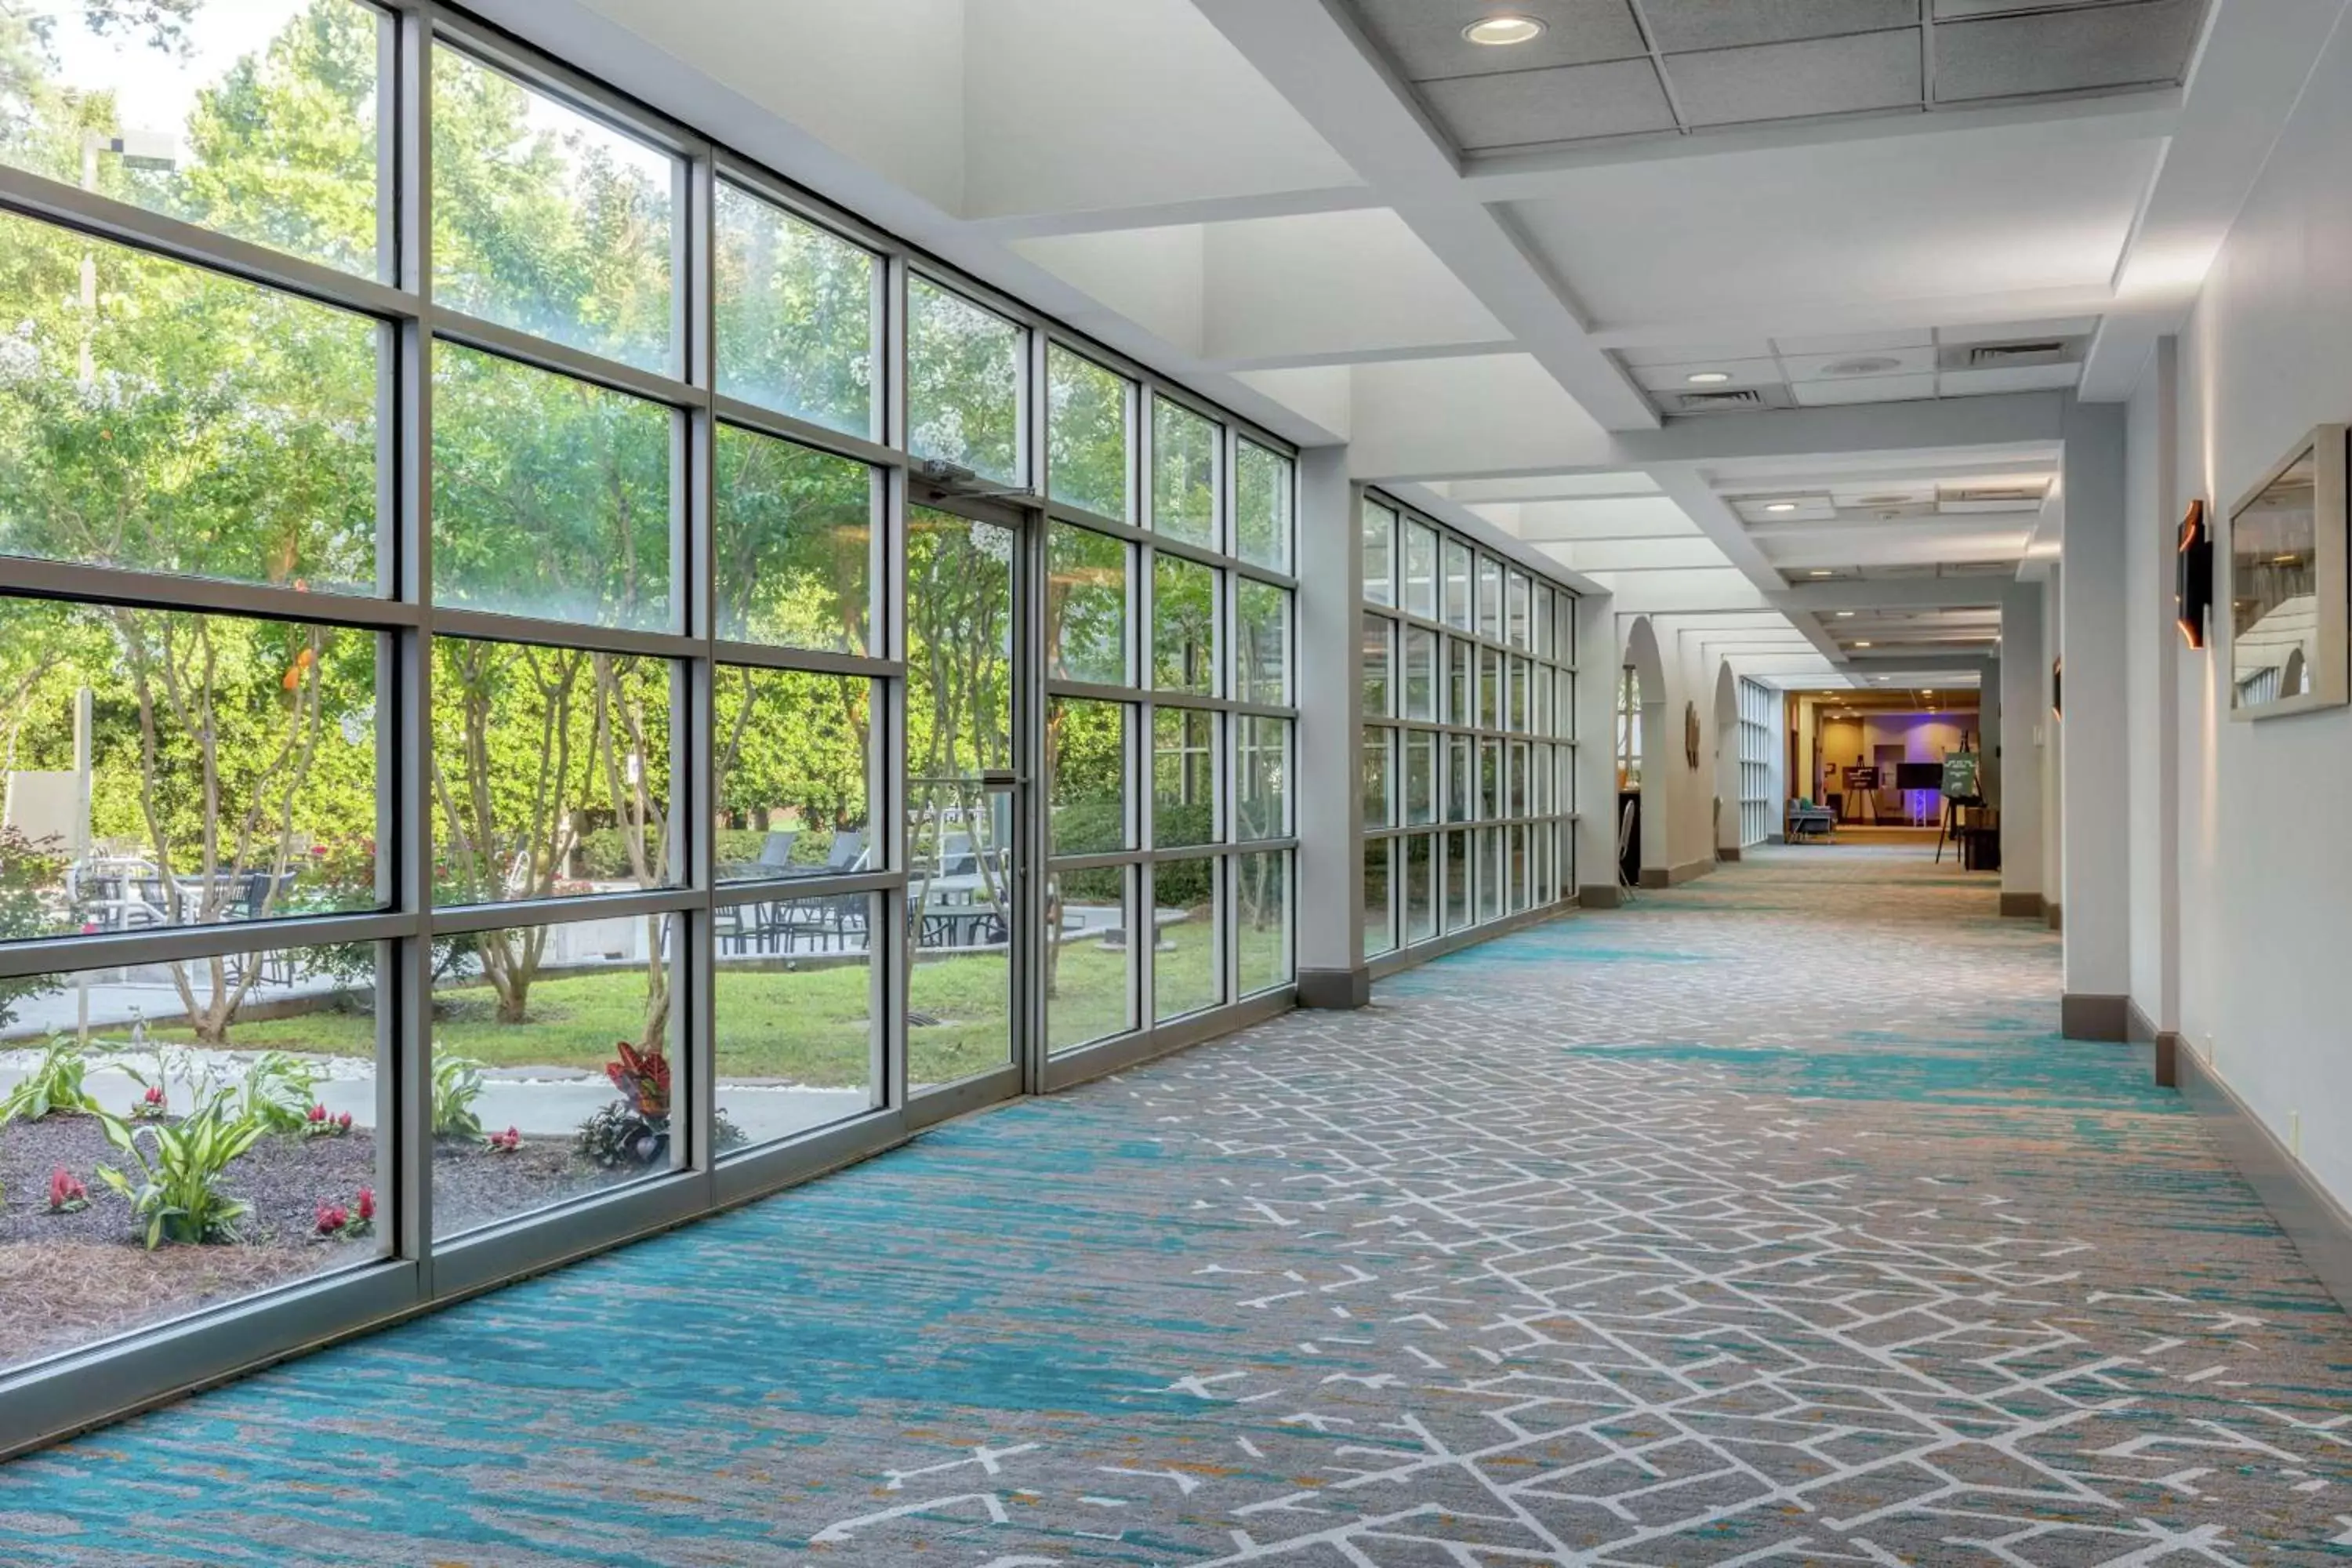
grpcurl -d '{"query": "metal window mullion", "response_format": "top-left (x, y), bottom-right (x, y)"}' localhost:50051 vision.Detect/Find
top-left (712, 640), bottom-right (899, 681)
top-left (681, 146), bottom-right (716, 1193)
top-left (0, 557), bottom-right (419, 630)
top-left (430, 887), bottom-right (700, 938)
top-left (423, 3), bottom-right (709, 161)
top-left (712, 394), bottom-right (909, 474)
top-left (879, 250), bottom-right (909, 1112)
top-left (0, 914), bottom-right (417, 982)
top-left (430, 307), bottom-right (701, 409)
top-left (427, 606), bottom-right (691, 659)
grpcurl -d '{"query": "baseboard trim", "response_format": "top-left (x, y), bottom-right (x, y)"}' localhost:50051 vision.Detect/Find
top-left (2177, 1046), bottom-right (2352, 1316)
top-left (1719, 845), bottom-right (1743, 862)
top-left (1296, 966), bottom-right (1370, 1010)
top-left (2125, 1001), bottom-right (2183, 1087)
top-left (2045, 902), bottom-right (2063, 931)
top-left (1998, 891), bottom-right (2045, 920)
top-left (1577, 883), bottom-right (1625, 909)
top-left (1639, 866), bottom-right (1668, 890)
top-left (1672, 857), bottom-right (1713, 885)
top-left (2060, 992), bottom-right (2129, 1042)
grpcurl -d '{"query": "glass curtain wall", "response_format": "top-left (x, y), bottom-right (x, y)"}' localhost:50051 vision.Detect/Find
top-left (1737, 677), bottom-right (1775, 847)
top-left (0, 0), bottom-right (1295, 1422)
top-left (1359, 495), bottom-right (1576, 961)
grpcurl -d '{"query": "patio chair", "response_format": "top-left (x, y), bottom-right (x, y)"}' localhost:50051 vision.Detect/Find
top-left (755, 830), bottom-right (800, 873)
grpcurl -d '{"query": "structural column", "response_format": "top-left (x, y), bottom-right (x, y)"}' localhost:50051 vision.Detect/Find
top-left (1996, 581), bottom-right (2045, 919)
top-left (2060, 400), bottom-right (2132, 1040)
top-left (1574, 591), bottom-right (1621, 903)
top-left (1294, 446), bottom-right (1367, 1007)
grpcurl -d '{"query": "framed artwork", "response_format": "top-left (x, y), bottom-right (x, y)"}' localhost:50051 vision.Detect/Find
top-left (2226, 424), bottom-right (2348, 719)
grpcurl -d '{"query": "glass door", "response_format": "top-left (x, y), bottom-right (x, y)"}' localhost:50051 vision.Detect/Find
top-left (904, 499), bottom-right (1034, 1110)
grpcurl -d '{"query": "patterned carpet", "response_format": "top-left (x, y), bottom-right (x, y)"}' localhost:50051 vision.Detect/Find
top-left (5, 844), bottom-right (2351, 1565)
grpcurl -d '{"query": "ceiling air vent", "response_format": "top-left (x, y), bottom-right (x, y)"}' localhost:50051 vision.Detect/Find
top-left (1965, 339), bottom-right (2067, 368)
top-left (1824, 356), bottom-right (1904, 377)
top-left (1674, 388), bottom-right (1766, 412)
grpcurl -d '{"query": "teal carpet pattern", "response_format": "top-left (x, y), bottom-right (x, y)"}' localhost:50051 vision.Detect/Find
top-left (5, 846), bottom-right (2351, 1563)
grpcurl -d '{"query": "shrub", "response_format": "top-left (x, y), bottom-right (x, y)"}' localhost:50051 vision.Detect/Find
top-left (575, 1103), bottom-right (665, 1169)
top-left (1, 1033), bottom-right (100, 1123)
top-left (233, 1051), bottom-right (322, 1135)
top-left (604, 1040), bottom-right (670, 1117)
top-left (96, 1096), bottom-right (266, 1248)
top-left (432, 1053), bottom-right (487, 1139)
top-left (0, 826), bottom-right (64, 1030)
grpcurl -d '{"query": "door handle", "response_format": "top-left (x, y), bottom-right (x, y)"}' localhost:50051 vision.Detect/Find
top-left (981, 769), bottom-right (1019, 791)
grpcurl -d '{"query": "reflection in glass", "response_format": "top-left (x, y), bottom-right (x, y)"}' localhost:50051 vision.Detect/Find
top-left (1050, 864), bottom-right (1134, 1054)
top-left (0, 212), bottom-right (378, 593)
top-left (1049, 524), bottom-right (1127, 685)
top-left (1363, 613), bottom-right (1394, 717)
top-left (1236, 851), bottom-right (1291, 996)
top-left (434, 343), bottom-right (671, 633)
top-left (1154, 555), bottom-right (1218, 694)
top-left (1236, 580), bottom-right (1290, 706)
top-left (0, 599), bottom-right (379, 942)
top-left (1363, 725), bottom-right (1393, 828)
top-left (1049, 698), bottom-right (1127, 855)
top-left (1152, 397), bottom-right (1218, 546)
top-left (434, 47), bottom-right (673, 372)
top-left (714, 666), bottom-right (872, 884)
top-left (715, 895), bottom-right (876, 1150)
top-left (0, 0), bottom-right (384, 276)
top-left (715, 182), bottom-right (876, 438)
top-left (432, 639), bottom-right (674, 906)
top-left (1048, 346), bottom-right (1130, 521)
top-left (1235, 441), bottom-right (1293, 571)
top-left (1363, 837), bottom-right (1395, 958)
top-left (2230, 445), bottom-right (2324, 710)
top-left (1404, 730), bottom-right (1436, 826)
top-left (0, 943), bottom-right (383, 1371)
top-left (715, 426), bottom-right (873, 653)
top-left (1404, 833), bottom-right (1435, 945)
top-left (1154, 707), bottom-right (1218, 848)
top-left (1236, 717), bottom-right (1289, 840)
top-left (434, 915), bottom-right (679, 1240)
top-left (1153, 856), bottom-right (1221, 1022)
top-left (909, 277), bottom-right (1022, 485)
top-left (1362, 499), bottom-right (1396, 606)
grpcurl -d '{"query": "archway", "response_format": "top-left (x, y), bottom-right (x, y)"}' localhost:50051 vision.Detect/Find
top-left (1713, 660), bottom-right (1740, 858)
top-left (1619, 615), bottom-right (1668, 887)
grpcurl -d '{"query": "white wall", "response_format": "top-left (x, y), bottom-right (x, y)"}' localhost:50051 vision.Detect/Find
top-left (2153, 0), bottom-right (2352, 1211)
top-left (2061, 403), bottom-right (2132, 998)
top-left (2125, 341), bottom-right (2182, 1030)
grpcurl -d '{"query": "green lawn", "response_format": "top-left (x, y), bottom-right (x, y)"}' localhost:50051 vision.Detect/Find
top-left (168, 920), bottom-right (1214, 1088)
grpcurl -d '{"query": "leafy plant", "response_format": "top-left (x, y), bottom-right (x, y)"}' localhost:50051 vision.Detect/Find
top-left (0, 827), bottom-right (65, 1030)
top-left (575, 1102), bottom-right (665, 1170)
top-left (486, 1124), bottom-right (521, 1154)
top-left (433, 1053), bottom-right (487, 1138)
top-left (603, 1040), bottom-right (670, 1118)
top-left (232, 1051), bottom-right (323, 1135)
top-left (95, 1097), bottom-right (266, 1249)
top-left (301, 1103), bottom-right (354, 1139)
top-left (315, 1186), bottom-right (375, 1240)
top-left (1, 1033), bottom-right (101, 1123)
top-left (45, 1166), bottom-right (89, 1214)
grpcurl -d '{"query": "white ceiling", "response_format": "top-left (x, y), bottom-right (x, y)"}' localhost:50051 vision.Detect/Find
top-left (462, 0), bottom-right (2334, 688)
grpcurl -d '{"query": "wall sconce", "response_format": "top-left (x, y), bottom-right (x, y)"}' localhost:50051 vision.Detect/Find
top-left (2176, 496), bottom-right (2212, 649)
top-left (2051, 657), bottom-right (2063, 720)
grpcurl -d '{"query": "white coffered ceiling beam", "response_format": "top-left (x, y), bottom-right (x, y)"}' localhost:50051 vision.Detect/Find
top-left (1773, 579), bottom-right (2011, 613)
top-left (1846, 652), bottom-right (2002, 673)
top-left (1189, 0), bottom-right (1659, 431)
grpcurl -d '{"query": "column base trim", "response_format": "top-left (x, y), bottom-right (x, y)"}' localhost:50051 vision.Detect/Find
top-left (2177, 1045), bottom-right (2352, 1317)
top-left (1297, 966), bottom-right (1371, 1011)
top-left (2045, 902), bottom-right (2063, 931)
top-left (1999, 891), bottom-right (2045, 920)
top-left (2126, 1000), bottom-right (2183, 1087)
top-left (1577, 883), bottom-right (1625, 909)
top-left (1719, 845), bottom-right (1744, 862)
top-left (2060, 993), bottom-right (2129, 1042)
top-left (1638, 858), bottom-right (1716, 890)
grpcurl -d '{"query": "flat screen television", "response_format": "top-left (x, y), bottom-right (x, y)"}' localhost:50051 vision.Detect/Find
top-left (1893, 762), bottom-right (1944, 791)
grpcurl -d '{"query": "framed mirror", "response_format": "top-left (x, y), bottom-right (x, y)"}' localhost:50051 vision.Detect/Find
top-left (2227, 425), bottom-right (2348, 719)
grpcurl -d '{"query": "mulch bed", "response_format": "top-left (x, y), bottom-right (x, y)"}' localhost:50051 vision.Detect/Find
top-left (1, 1112), bottom-right (634, 1371)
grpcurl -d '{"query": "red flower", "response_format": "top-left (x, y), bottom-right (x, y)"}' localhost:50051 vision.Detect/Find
top-left (46, 1167), bottom-right (89, 1212)
top-left (142, 1085), bottom-right (164, 1105)
top-left (488, 1125), bottom-right (521, 1154)
top-left (307, 1102), bottom-right (327, 1123)
top-left (355, 1188), bottom-right (375, 1222)
top-left (315, 1203), bottom-right (348, 1235)
top-left (336, 1111), bottom-right (353, 1131)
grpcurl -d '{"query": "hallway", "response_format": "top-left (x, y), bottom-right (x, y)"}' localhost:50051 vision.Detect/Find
top-left (5, 849), bottom-right (2350, 1565)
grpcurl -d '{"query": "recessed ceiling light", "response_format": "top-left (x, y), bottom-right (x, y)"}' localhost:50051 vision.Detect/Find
top-left (1855, 641), bottom-right (1874, 648)
top-left (1685, 370), bottom-right (1733, 386)
top-left (1764, 501), bottom-right (1799, 513)
top-left (1464, 14), bottom-right (1546, 45)
top-left (1808, 569), bottom-right (1833, 577)
top-left (1835, 611), bottom-right (1855, 618)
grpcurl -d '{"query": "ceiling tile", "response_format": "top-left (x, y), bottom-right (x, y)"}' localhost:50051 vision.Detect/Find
top-left (1932, 0), bottom-right (2135, 16)
top-left (1629, 356), bottom-right (1784, 392)
top-left (1617, 339), bottom-right (1777, 367)
top-left (1771, 328), bottom-right (1935, 355)
top-left (1936, 362), bottom-right (2083, 394)
top-left (1345, 0), bottom-right (1647, 81)
top-left (1933, 0), bottom-right (2205, 101)
top-left (1791, 372), bottom-right (1940, 405)
top-left (1642, 0), bottom-right (1921, 52)
top-left (1420, 59), bottom-right (1675, 150)
top-left (1666, 29), bottom-right (1924, 127)
top-left (1781, 344), bottom-right (1939, 381)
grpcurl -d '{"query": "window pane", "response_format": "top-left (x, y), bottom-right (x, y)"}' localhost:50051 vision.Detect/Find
top-left (1479, 647), bottom-right (1502, 729)
top-left (714, 182), bottom-right (875, 439)
top-left (1153, 706), bottom-right (1217, 848)
top-left (1048, 524), bottom-right (1127, 686)
top-left (713, 666), bottom-right (872, 884)
top-left (1404, 521), bottom-right (1439, 619)
top-left (1051, 864), bottom-right (1135, 1053)
top-left (1153, 555), bottom-right (1217, 695)
top-left (1235, 441), bottom-right (1293, 571)
top-left (1404, 833), bottom-right (1436, 945)
top-left (1479, 739), bottom-right (1501, 821)
top-left (1508, 569), bottom-right (1531, 648)
top-left (1404, 729), bottom-right (1436, 826)
top-left (0, 599), bottom-right (379, 940)
top-left (1048, 346), bottom-right (1130, 520)
top-left (1534, 586), bottom-right (1553, 660)
top-left (1477, 827), bottom-right (1501, 921)
top-left (1151, 397), bottom-right (1217, 547)
top-left (1443, 539), bottom-right (1473, 630)
top-left (1403, 626), bottom-right (1437, 721)
top-left (433, 47), bottom-right (673, 372)
top-left (1446, 734), bottom-right (1472, 824)
top-left (0, 0), bottom-right (383, 276)
top-left (1511, 655), bottom-right (1532, 732)
top-left (1236, 851), bottom-right (1291, 996)
top-left (1153, 858), bottom-right (1221, 1022)
top-left (0, 944), bottom-right (380, 1374)
top-left (434, 914), bottom-right (677, 1239)
top-left (1446, 639), bottom-right (1472, 726)
top-left (1362, 613), bottom-right (1393, 717)
top-left (1558, 593), bottom-right (1578, 664)
top-left (1235, 580), bottom-right (1290, 706)
top-left (1236, 716), bottom-right (1289, 840)
top-left (908, 277), bottom-right (1021, 485)
top-left (716, 895), bottom-right (876, 1149)
top-left (1362, 500), bottom-right (1395, 606)
top-left (1478, 556), bottom-right (1504, 641)
top-left (1510, 740), bottom-right (1530, 818)
top-left (0, 212), bottom-right (377, 593)
top-left (1049, 698), bottom-right (1128, 855)
top-left (431, 639), bottom-right (676, 905)
top-left (1363, 837), bottom-right (1394, 959)
top-left (433, 343), bottom-right (671, 633)
top-left (1443, 829), bottom-right (1471, 931)
top-left (1363, 724), bottom-right (1393, 828)
top-left (714, 425), bottom-right (874, 654)
top-left (1510, 823), bottom-right (1530, 913)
